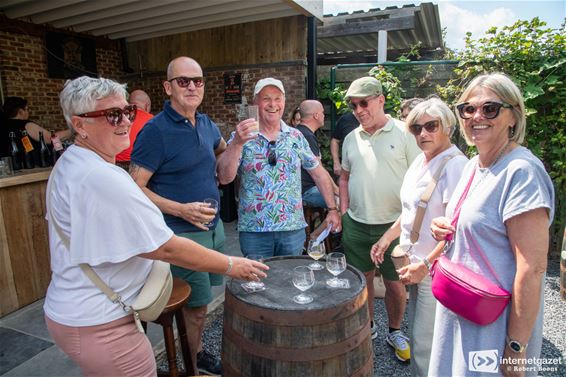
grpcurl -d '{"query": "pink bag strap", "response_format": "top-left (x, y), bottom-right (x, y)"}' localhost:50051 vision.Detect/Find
top-left (444, 166), bottom-right (505, 287)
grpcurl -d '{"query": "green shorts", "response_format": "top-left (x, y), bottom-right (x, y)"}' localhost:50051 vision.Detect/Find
top-left (341, 213), bottom-right (399, 281)
top-left (171, 221), bottom-right (225, 308)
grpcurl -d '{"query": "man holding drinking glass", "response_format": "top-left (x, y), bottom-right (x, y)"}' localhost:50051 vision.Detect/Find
top-left (217, 78), bottom-right (340, 258)
top-left (130, 56), bottom-right (224, 375)
top-left (340, 76), bottom-right (420, 362)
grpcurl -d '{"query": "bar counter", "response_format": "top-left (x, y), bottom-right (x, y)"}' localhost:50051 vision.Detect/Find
top-left (0, 168), bottom-right (51, 317)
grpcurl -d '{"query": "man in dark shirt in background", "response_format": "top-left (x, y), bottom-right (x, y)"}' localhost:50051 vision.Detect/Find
top-left (296, 100), bottom-right (338, 208)
top-left (330, 111), bottom-right (358, 177)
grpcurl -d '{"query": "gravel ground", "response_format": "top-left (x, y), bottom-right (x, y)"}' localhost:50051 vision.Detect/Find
top-left (159, 256), bottom-right (565, 376)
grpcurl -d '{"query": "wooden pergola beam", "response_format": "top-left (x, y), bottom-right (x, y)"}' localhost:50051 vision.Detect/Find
top-left (318, 15), bottom-right (414, 38)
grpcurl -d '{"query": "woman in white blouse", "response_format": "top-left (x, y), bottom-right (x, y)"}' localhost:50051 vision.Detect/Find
top-left (370, 98), bottom-right (468, 375)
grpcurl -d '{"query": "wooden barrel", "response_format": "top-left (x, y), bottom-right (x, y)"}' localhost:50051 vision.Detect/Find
top-left (222, 256), bottom-right (373, 377)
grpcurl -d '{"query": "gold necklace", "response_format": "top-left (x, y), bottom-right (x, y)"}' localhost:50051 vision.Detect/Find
top-left (470, 141), bottom-right (511, 195)
top-left (479, 141), bottom-right (511, 169)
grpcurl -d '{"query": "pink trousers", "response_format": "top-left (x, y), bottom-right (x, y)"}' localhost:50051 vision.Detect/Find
top-left (45, 315), bottom-right (156, 377)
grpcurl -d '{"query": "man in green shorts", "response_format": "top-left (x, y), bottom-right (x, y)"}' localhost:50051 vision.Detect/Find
top-left (339, 76), bottom-right (420, 362)
top-left (130, 57), bottom-right (225, 375)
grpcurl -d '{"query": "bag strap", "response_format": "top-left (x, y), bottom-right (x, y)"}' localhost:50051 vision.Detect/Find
top-left (410, 152), bottom-right (461, 244)
top-left (445, 166), bottom-right (505, 287)
top-left (46, 161), bottom-right (128, 310)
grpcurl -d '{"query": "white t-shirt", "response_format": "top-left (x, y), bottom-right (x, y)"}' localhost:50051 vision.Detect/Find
top-left (44, 146), bottom-right (173, 327)
top-left (398, 145), bottom-right (468, 259)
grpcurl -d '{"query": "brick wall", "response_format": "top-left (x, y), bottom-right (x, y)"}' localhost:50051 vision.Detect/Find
top-left (127, 62), bottom-right (307, 140)
top-left (0, 23), bottom-right (124, 131)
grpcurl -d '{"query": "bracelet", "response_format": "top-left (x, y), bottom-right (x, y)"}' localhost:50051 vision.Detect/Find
top-left (422, 257), bottom-right (432, 271)
top-left (225, 256), bottom-right (233, 275)
top-left (327, 206), bottom-right (338, 211)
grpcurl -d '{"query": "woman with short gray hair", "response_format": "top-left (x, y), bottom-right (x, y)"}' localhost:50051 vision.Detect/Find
top-left (371, 97), bottom-right (468, 375)
top-left (44, 76), bottom-right (267, 376)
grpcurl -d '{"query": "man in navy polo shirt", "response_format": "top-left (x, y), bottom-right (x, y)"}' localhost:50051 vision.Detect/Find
top-left (130, 56), bottom-right (224, 375)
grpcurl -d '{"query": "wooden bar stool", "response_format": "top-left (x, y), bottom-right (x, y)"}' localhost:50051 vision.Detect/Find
top-left (152, 277), bottom-right (197, 377)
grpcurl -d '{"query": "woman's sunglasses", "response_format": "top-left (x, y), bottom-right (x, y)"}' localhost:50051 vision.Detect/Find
top-left (77, 104), bottom-right (137, 126)
top-left (168, 76), bottom-right (205, 88)
top-left (409, 120), bottom-right (440, 136)
top-left (456, 101), bottom-right (512, 120)
top-left (268, 141), bottom-right (277, 166)
top-left (347, 96), bottom-right (378, 111)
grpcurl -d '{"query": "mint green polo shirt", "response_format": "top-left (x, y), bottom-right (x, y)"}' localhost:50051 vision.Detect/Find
top-left (341, 117), bottom-right (420, 224)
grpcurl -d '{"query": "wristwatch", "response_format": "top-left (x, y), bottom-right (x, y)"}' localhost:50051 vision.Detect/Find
top-left (506, 336), bottom-right (528, 353)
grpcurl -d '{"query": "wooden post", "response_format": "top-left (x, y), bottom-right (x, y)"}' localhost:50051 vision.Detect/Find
top-left (377, 30), bottom-right (387, 63)
top-left (561, 226), bottom-right (565, 301)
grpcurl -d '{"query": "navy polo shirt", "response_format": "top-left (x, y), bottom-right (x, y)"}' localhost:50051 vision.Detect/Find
top-left (131, 100), bottom-right (221, 233)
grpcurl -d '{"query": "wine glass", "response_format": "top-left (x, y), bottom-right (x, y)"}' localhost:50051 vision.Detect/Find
top-left (326, 252), bottom-right (347, 288)
top-left (203, 198), bottom-right (218, 226)
top-left (241, 254), bottom-right (265, 291)
top-left (307, 240), bottom-right (326, 270)
top-left (292, 266), bottom-right (315, 304)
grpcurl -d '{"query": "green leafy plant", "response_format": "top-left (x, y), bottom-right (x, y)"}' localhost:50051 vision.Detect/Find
top-left (438, 18), bottom-right (566, 253)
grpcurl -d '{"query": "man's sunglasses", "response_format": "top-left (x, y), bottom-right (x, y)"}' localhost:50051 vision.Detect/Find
top-left (456, 101), bottom-right (512, 120)
top-left (77, 104), bottom-right (137, 126)
top-left (268, 141), bottom-right (277, 166)
top-left (409, 120), bottom-right (440, 136)
top-left (347, 96), bottom-right (378, 111)
top-left (168, 76), bottom-right (205, 88)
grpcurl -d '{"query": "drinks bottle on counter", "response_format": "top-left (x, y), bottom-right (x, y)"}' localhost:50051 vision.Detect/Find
top-left (38, 131), bottom-right (51, 167)
top-left (51, 131), bottom-right (64, 164)
top-left (20, 130), bottom-right (35, 169)
top-left (9, 131), bottom-right (23, 171)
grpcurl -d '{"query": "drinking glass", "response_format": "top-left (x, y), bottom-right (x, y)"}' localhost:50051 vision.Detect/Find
top-left (292, 266), bottom-right (315, 304)
top-left (203, 198), bottom-right (218, 226)
top-left (246, 105), bottom-right (259, 136)
top-left (307, 239), bottom-right (326, 270)
top-left (241, 254), bottom-right (266, 291)
top-left (326, 252), bottom-right (347, 288)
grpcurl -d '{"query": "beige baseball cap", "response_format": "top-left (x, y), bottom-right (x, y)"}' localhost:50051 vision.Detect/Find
top-left (254, 78), bottom-right (285, 97)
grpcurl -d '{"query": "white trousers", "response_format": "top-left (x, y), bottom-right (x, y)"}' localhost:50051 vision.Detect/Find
top-left (407, 275), bottom-right (436, 377)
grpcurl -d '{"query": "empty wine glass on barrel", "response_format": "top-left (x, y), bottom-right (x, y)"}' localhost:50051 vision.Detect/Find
top-left (326, 252), bottom-right (347, 288)
top-left (241, 254), bottom-right (266, 291)
top-left (292, 266), bottom-right (315, 304)
top-left (307, 239), bottom-right (326, 270)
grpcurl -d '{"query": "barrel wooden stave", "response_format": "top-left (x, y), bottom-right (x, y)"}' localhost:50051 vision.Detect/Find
top-left (222, 256), bottom-right (373, 377)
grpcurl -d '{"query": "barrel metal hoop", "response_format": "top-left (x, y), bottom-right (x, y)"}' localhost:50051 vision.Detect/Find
top-left (223, 318), bottom-right (371, 362)
top-left (225, 288), bottom-right (368, 326)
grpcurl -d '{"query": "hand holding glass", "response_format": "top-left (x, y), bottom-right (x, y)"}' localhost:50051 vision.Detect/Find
top-left (241, 255), bottom-right (266, 291)
top-left (326, 252), bottom-right (347, 288)
top-left (203, 198), bottom-right (218, 226)
top-left (307, 240), bottom-right (326, 270)
top-left (292, 266), bottom-right (315, 304)
top-left (246, 105), bottom-right (259, 137)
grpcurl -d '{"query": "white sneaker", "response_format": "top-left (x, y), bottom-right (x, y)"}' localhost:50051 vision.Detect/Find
top-left (386, 330), bottom-right (411, 362)
top-left (371, 321), bottom-right (378, 340)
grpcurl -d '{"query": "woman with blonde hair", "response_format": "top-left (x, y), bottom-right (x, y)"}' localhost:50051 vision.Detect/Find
top-left (429, 73), bottom-right (554, 376)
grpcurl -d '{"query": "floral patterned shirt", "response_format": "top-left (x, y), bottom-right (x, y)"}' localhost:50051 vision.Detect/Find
top-left (228, 121), bottom-right (319, 232)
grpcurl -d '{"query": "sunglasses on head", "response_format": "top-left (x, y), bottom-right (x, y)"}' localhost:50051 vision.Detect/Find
top-left (168, 76), bottom-right (205, 88)
top-left (409, 120), bottom-right (440, 136)
top-left (347, 95), bottom-right (378, 111)
top-left (268, 141), bottom-right (277, 166)
top-left (456, 101), bottom-right (512, 120)
top-left (77, 104), bottom-right (137, 126)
